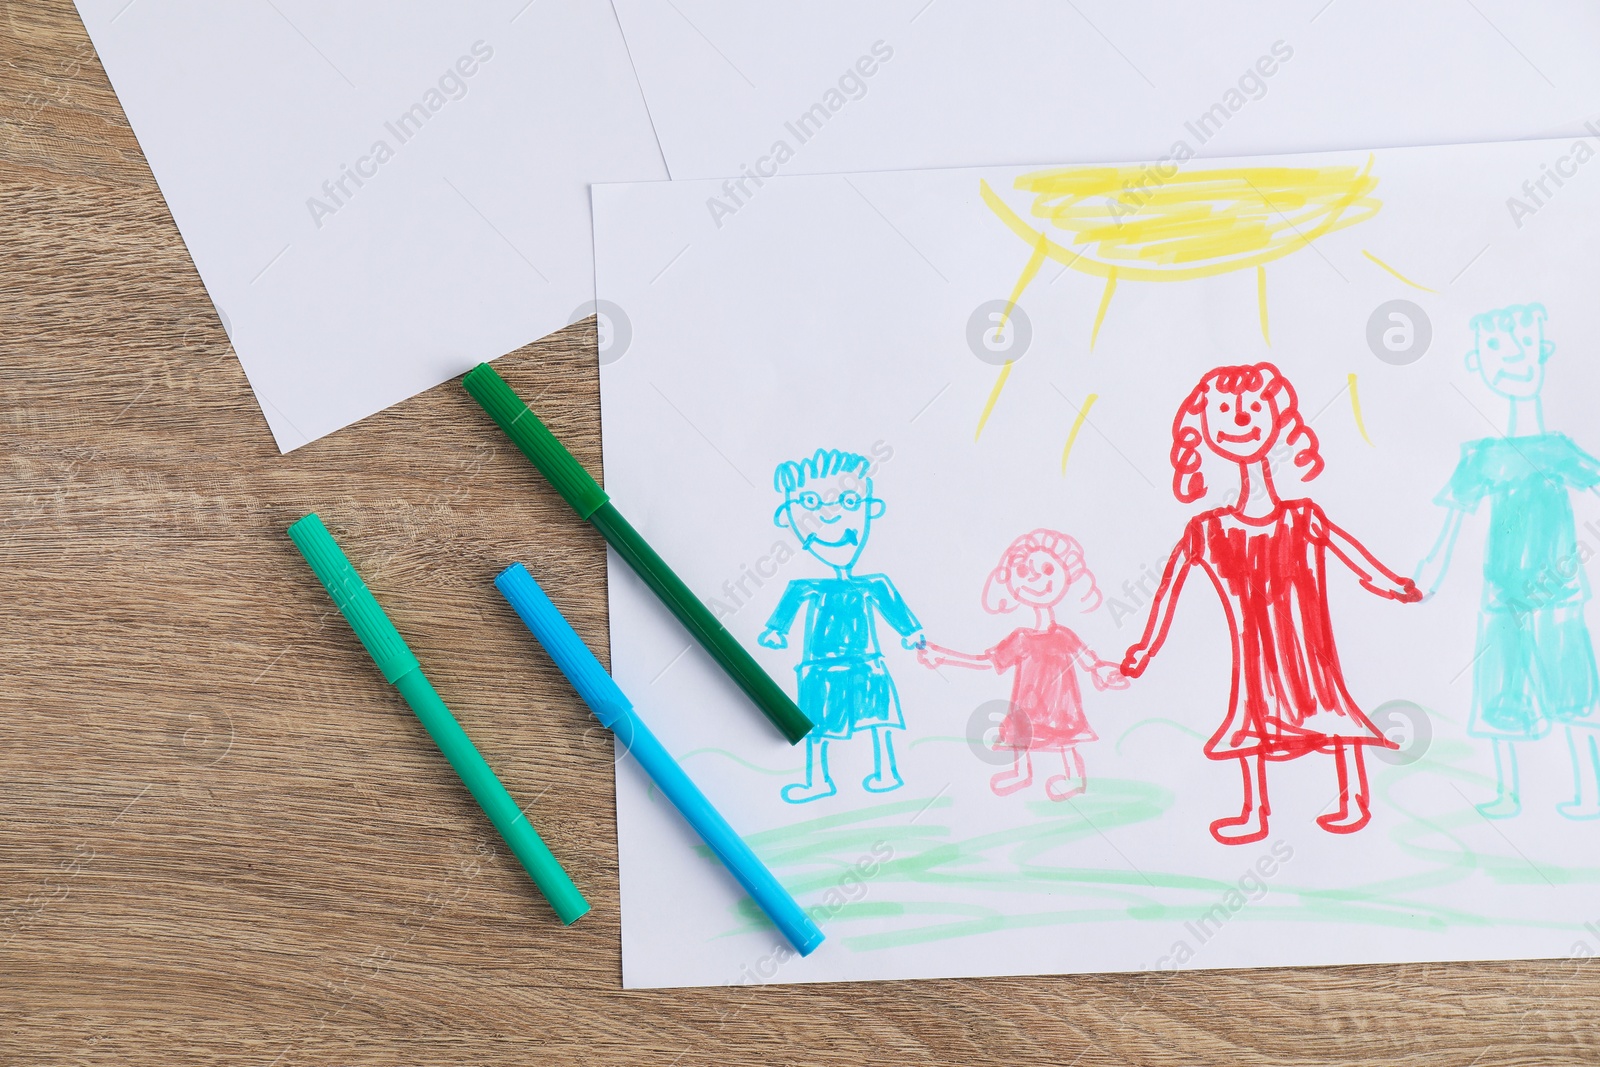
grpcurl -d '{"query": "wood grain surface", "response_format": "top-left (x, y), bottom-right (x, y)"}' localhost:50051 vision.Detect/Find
top-left (3, 3), bottom-right (1598, 1064)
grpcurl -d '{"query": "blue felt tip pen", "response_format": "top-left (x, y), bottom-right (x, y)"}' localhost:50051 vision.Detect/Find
top-left (494, 562), bottom-right (825, 957)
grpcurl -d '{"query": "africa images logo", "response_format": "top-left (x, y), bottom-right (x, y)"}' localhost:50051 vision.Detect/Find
top-left (305, 40), bottom-right (495, 229)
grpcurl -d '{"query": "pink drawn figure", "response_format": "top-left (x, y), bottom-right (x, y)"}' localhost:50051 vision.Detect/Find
top-left (1120, 362), bottom-right (1421, 846)
top-left (919, 530), bottom-right (1128, 801)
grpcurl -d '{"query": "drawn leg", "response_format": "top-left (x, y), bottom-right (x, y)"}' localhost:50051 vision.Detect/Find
top-left (990, 748), bottom-right (1033, 796)
top-left (1210, 753), bottom-right (1270, 845)
top-left (1316, 741), bottom-right (1373, 834)
top-left (781, 736), bottom-right (837, 804)
top-left (1477, 739), bottom-right (1521, 819)
top-left (1045, 746), bottom-right (1087, 802)
top-left (862, 728), bottom-right (904, 793)
top-left (1558, 725), bottom-right (1600, 820)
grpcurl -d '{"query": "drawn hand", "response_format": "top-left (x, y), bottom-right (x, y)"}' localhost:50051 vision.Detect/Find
top-left (902, 630), bottom-right (927, 651)
top-left (1120, 645), bottom-right (1151, 679)
top-left (916, 647), bottom-right (944, 670)
top-left (1092, 662), bottom-right (1130, 690)
top-left (757, 628), bottom-right (787, 649)
top-left (1362, 575), bottom-right (1423, 603)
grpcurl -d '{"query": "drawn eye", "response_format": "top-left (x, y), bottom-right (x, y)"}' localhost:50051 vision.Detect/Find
top-left (1251, 401), bottom-right (1262, 412)
top-left (1042, 563), bottom-right (1054, 575)
top-left (1487, 338), bottom-right (1500, 350)
top-left (838, 490), bottom-right (862, 510)
top-left (797, 491), bottom-right (822, 510)
top-left (1219, 402), bottom-right (1229, 412)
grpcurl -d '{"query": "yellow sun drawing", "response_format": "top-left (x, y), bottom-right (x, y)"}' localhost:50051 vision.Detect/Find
top-left (976, 156), bottom-right (1385, 438)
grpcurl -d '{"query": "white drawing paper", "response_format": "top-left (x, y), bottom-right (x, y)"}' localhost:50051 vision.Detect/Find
top-left (611, 0), bottom-right (1600, 180)
top-left (595, 136), bottom-right (1600, 987)
top-left (76, 0), bottom-right (666, 451)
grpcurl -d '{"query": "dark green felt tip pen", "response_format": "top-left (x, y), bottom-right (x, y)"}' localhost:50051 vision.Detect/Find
top-left (462, 362), bottom-right (814, 745)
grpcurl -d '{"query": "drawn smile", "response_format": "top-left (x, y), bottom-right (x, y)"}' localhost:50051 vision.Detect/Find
top-left (1494, 366), bottom-right (1534, 383)
top-left (805, 529), bottom-right (859, 549)
top-left (1215, 427), bottom-right (1262, 444)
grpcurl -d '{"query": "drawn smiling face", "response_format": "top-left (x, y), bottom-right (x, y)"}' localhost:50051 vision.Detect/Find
top-left (1200, 383), bottom-right (1277, 463)
top-left (1006, 549), bottom-right (1070, 608)
top-left (779, 472), bottom-right (882, 572)
top-left (1470, 317), bottom-right (1547, 400)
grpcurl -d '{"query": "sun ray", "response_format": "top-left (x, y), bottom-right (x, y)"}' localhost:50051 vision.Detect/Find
top-left (1060, 392), bottom-right (1099, 474)
top-left (997, 231), bottom-right (1051, 339)
top-left (974, 361), bottom-right (1015, 441)
top-left (1348, 372), bottom-right (1373, 446)
top-left (973, 233), bottom-right (1052, 439)
top-left (1090, 270), bottom-right (1118, 350)
top-left (1362, 249), bottom-right (1438, 293)
top-left (1257, 264), bottom-right (1270, 345)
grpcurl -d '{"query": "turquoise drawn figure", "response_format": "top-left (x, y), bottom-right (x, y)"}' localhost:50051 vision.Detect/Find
top-left (760, 449), bottom-right (926, 804)
top-left (919, 530), bottom-right (1127, 801)
top-left (1415, 303), bottom-right (1600, 820)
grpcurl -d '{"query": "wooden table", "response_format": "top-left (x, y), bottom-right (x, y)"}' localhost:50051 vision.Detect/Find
top-left (4, 4), bottom-right (1597, 1064)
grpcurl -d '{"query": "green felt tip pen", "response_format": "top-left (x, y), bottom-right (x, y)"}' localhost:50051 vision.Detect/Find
top-left (287, 513), bottom-right (589, 925)
top-left (461, 362), bottom-right (815, 745)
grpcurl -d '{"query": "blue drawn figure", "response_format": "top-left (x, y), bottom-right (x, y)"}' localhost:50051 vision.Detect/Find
top-left (760, 449), bottom-right (926, 804)
top-left (1415, 303), bottom-right (1600, 820)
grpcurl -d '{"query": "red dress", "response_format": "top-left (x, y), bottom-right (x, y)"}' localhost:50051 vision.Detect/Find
top-left (1183, 500), bottom-right (1392, 759)
top-left (988, 624), bottom-right (1097, 749)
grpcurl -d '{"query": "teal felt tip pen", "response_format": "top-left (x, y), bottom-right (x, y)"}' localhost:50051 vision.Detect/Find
top-left (495, 562), bottom-right (824, 956)
top-left (287, 513), bottom-right (588, 925)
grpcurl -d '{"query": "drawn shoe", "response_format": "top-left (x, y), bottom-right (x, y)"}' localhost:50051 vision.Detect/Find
top-left (781, 777), bottom-right (838, 804)
top-left (1476, 792), bottom-right (1521, 819)
top-left (1210, 809), bottom-right (1269, 845)
top-left (862, 769), bottom-right (904, 793)
top-left (989, 766), bottom-right (1033, 796)
top-left (1315, 797), bottom-right (1372, 834)
top-left (1044, 775), bottom-right (1086, 802)
top-left (1557, 798), bottom-right (1600, 820)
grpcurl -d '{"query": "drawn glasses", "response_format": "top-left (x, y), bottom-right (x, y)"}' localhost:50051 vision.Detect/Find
top-left (793, 490), bottom-right (866, 511)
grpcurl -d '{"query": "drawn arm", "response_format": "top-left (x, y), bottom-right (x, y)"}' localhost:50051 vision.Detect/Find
top-left (1413, 507), bottom-right (1467, 597)
top-left (1319, 512), bottom-right (1422, 602)
top-left (1120, 536), bottom-right (1194, 678)
top-left (758, 581), bottom-right (809, 649)
top-left (869, 575), bottom-right (926, 649)
top-left (1077, 646), bottom-right (1130, 690)
top-left (918, 644), bottom-right (992, 671)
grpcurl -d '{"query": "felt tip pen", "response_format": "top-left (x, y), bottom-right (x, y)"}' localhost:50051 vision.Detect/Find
top-left (461, 362), bottom-right (814, 746)
top-left (287, 514), bottom-right (589, 926)
top-left (494, 562), bottom-right (825, 957)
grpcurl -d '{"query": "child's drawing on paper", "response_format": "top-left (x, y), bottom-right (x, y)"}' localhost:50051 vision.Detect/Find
top-left (1414, 304), bottom-right (1600, 820)
top-left (919, 530), bottom-right (1127, 800)
top-left (1121, 363), bottom-right (1422, 844)
top-left (760, 449), bottom-right (926, 804)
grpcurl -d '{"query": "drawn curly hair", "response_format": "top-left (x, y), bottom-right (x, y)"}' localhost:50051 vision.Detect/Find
top-left (982, 529), bottom-right (1102, 615)
top-left (1169, 363), bottom-right (1323, 503)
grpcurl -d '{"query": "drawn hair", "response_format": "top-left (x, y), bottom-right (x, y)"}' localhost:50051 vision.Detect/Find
top-left (982, 529), bottom-right (1102, 615)
top-left (1169, 362), bottom-right (1322, 503)
top-left (1469, 302), bottom-right (1547, 334)
top-left (774, 448), bottom-right (872, 493)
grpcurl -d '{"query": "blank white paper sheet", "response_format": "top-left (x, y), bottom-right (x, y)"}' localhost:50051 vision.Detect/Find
top-left (76, 0), bottom-right (666, 451)
top-left (612, 0), bottom-right (1600, 179)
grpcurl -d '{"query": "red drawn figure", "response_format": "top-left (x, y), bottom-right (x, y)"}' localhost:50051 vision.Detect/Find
top-left (920, 530), bottom-right (1127, 800)
top-left (1120, 363), bottom-right (1421, 844)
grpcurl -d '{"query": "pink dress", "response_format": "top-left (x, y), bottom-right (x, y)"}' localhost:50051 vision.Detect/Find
top-left (1183, 500), bottom-right (1392, 759)
top-left (988, 624), bottom-right (1097, 749)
